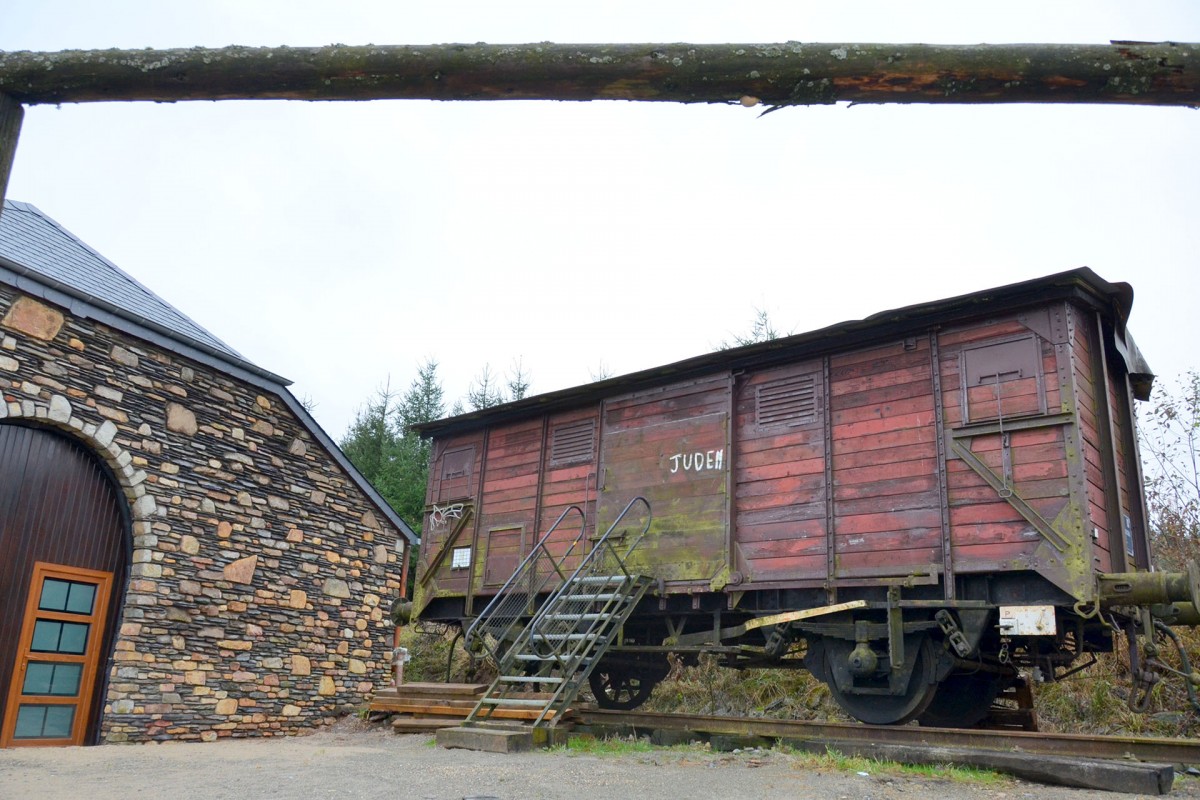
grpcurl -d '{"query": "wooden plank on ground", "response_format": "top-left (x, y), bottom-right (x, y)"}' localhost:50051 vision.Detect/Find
top-left (391, 718), bottom-right (463, 733)
top-left (375, 682), bottom-right (487, 697)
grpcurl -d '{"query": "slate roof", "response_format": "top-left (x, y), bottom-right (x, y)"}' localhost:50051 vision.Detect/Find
top-left (0, 200), bottom-right (245, 365)
top-left (0, 200), bottom-right (417, 543)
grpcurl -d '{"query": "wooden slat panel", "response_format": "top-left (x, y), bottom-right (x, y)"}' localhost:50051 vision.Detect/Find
top-left (601, 378), bottom-right (730, 582)
top-left (0, 423), bottom-right (127, 745)
top-left (732, 361), bottom-right (829, 585)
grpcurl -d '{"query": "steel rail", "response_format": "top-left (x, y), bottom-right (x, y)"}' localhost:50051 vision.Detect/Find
top-left (575, 707), bottom-right (1200, 766)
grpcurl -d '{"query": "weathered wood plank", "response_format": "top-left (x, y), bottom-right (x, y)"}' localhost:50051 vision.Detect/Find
top-left (833, 457), bottom-right (940, 487)
top-left (937, 319), bottom-right (1031, 348)
top-left (738, 536), bottom-right (826, 559)
top-left (830, 347), bottom-right (932, 381)
top-left (834, 426), bottom-right (937, 454)
top-left (736, 502), bottom-right (827, 527)
top-left (831, 442), bottom-right (936, 471)
top-left (796, 741), bottom-right (1173, 796)
top-left (832, 410), bottom-right (936, 440)
top-left (832, 376), bottom-right (935, 410)
top-left (835, 474), bottom-right (938, 500)
top-left (831, 394), bottom-right (934, 425)
top-left (834, 508), bottom-right (942, 536)
top-left (4, 42), bottom-right (1198, 107)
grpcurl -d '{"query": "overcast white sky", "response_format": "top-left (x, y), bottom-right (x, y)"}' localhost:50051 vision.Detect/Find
top-left (3, 2), bottom-right (1198, 440)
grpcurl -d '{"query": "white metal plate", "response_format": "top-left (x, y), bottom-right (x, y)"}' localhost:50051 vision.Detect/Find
top-left (998, 605), bottom-right (1056, 636)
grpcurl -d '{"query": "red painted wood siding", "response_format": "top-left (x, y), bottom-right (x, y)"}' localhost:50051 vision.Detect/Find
top-left (599, 375), bottom-right (730, 582)
top-left (733, 361), bottom-right (826, 583)
top-left (940, 311), bottom-right (1070, 571)
top-left (474, 418), bottom-right (544, 590)
top-left (419, 432), bottom-right (484, 594)
top-left (830, 338), bottom-right (941, 577)
top-left (1072, 310), bottom-right (1115, 571)
top-left (537, 408), bottom-right (601, 581)
top-left (432, 299), bottom-right (1125, 599)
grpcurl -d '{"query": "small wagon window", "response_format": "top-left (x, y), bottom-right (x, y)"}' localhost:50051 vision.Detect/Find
top-left (437, 446), bottom-right (475, 502)
top-left (960, 335), bottom-right (1046, 424)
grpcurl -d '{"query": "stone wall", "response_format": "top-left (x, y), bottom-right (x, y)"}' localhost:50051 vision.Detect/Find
top-left (0, 288), bottom-right (405, 742)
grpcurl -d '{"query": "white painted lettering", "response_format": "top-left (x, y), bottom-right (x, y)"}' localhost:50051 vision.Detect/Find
top-left (666, 448), bottom-right (727, 475)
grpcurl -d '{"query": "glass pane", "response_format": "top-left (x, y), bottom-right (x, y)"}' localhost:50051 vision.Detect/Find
top-left (43, 706), bottom-right (75, 738)
top-left (13, 706), bottom-right (46, 738)
top-left (12, 705), bottom-right (74, 739)
top-left (57, 622), bottom-right (89, 654)
top-left (65, 583), bottom-right (96, 615)
top-left (31, 620), bottom-right (62, 652)
top-left (22, 662), bottom-right (83, 696)
top-left (39, 579), bottom-right (70, 612)
top-left (23, 663), bottom-right (54, 694)
top-left (30, 620), bottom-right (89, 654)
top-left (51, 663), bottom-right (83, 696)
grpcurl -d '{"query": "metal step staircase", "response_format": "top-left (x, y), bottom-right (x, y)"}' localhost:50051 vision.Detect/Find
top-left (462, 497), bottom-right (653, 728)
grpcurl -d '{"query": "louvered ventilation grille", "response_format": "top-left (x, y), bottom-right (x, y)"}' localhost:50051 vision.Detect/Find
top-left (757, 374), bottom-right (819, 427)
top-left (551, 419), bottom-right (595, 465)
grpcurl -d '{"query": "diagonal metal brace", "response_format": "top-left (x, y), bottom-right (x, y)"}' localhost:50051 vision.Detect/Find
top-left (671, 600), bottom-right (867, 647)
top-left (949, 438), bottom-right (1071, 552)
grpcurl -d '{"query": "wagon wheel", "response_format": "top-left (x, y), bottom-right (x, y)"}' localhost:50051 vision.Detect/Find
top-left (588, 665), bottom-right (657, 710)
top-left (823, 636), bottom-right (940, 725)
top-left (916, 670), bottom-right (1008, 729)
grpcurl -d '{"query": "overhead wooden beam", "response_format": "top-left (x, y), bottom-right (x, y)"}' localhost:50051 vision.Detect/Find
top-left (0, 41), bottom-right (1197, 108)
top-left (0, 93), bottom-right (22, 210)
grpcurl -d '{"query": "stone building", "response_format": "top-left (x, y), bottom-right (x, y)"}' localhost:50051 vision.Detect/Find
top-left (0, 200), bottom-right (416, 746)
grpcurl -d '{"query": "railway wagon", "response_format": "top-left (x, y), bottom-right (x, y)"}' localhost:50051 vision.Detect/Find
top-left (410, 268), bottom-right (1199, 727)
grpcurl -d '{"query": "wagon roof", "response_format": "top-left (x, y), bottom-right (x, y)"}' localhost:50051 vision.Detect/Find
top-left (412, 267), bottom-right (1148, 439)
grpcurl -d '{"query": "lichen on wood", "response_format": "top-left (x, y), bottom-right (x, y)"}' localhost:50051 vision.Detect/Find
top-left (0, 41), bottom-right (1196, 107)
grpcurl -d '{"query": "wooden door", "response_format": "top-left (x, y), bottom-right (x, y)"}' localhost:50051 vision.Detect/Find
top-left (1, 563), bottom-right (114, 747)
top-left (1, 423), bottom-right (128, 746)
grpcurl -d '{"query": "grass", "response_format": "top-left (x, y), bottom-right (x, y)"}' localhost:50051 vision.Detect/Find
top-left (557, 734), bottom-right (1013, 787)
top-left (788, 746), bottom-right (1012, 786)
top-left (557, 733), bottom-right (671, 755)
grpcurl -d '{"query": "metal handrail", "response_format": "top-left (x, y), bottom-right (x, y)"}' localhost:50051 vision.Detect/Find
top-left (523, 496), bottom-right (652, 664)
top-left (463, 504), bottom-right (587, 662)
top-left (464, 496), bottom-right (654, 728)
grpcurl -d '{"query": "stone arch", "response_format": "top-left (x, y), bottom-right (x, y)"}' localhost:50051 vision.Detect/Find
top-left (0, 396), bottom-right (152, 745)
top-left (0, 393), bottom-right (158, 523)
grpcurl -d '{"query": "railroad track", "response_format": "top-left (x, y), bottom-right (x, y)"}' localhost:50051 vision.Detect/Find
top-left (573, 708), bottom-right (1200, 795)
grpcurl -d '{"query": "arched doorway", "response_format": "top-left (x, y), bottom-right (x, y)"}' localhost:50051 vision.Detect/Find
top-left (0, 422), bottom-right (129, 747)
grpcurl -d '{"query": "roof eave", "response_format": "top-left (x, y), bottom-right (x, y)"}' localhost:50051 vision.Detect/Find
top-left (413, 267), bottom-right (1136, 439)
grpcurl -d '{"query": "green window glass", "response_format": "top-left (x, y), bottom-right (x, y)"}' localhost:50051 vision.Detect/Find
top-left (22, 662), bottom-right (84, 696)
top-left (12, 705), bottom-right (75, 739)
top-left (38, 579), bottom-right (96, 614)
top-left (30, 620), bottom-right (90, 654)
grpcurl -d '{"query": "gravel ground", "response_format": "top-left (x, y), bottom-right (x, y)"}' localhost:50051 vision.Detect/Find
top-left (1, 720), bottom-right (1197, 800)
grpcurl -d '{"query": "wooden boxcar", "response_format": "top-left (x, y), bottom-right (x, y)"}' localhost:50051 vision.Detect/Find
top-left (410, 268), bottom-right (1197, 727)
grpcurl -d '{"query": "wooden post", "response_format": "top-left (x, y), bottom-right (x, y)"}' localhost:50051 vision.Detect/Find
top-left (0, 93), bottom-right (22, 210)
